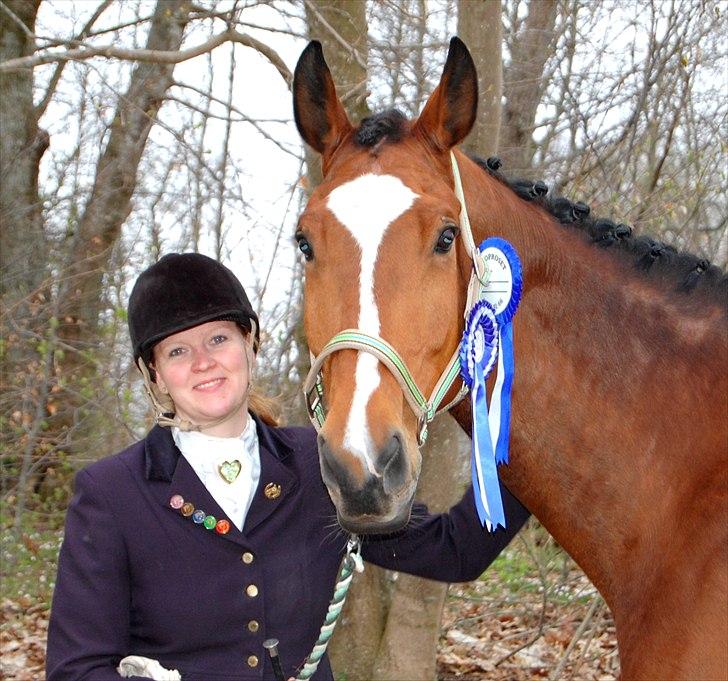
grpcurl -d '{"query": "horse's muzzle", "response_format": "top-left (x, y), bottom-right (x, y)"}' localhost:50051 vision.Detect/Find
top-left (318, 431), bottom-right (415, 533)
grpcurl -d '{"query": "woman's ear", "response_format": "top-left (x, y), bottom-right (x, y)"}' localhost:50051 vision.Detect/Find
top-left (152, 365), bottom-right (168, 393)
top-left (246, 340), bottom-right (257, 374)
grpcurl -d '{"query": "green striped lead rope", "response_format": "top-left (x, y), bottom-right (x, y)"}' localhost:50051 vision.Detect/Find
top-left (294, 536), bottom-right (363, 680)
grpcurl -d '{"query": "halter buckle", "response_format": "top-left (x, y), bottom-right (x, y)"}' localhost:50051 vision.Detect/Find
top-left (417, 416), bottom-right (428, 446)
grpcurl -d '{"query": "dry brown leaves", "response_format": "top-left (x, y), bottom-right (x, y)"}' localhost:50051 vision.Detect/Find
top-left (437, 578), bottom-right (619, 681)
top-left (1, 597), bottom-right (47, 680)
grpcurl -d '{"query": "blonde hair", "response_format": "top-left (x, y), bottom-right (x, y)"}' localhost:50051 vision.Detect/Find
top-left (249, 388), bottom-right (281, 427)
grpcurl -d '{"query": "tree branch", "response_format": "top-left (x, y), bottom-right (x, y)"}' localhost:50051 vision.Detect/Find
top-left (0, 27), bottom-right (293, 86)
top-left (35, 0), bottom-right (115, 120)
top-left (302, 0), bottom-right (367, 70)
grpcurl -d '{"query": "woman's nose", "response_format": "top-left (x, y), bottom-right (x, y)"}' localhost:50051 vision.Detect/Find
top-left (191, 347), bottom-right (216, 371)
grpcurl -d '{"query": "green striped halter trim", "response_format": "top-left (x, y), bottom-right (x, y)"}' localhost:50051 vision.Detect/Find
top-left (302, 151), bottom-right (488, 445)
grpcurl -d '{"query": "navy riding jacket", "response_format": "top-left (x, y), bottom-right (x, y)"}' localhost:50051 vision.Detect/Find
top-left (46, 418), bottom-right (529, 680)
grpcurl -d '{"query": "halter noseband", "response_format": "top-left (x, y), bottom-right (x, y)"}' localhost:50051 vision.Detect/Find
top-left (302, 152), bottom-right (486, 445)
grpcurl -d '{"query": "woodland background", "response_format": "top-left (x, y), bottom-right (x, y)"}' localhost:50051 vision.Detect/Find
top-left (1, 0), bottom-right (726, 679)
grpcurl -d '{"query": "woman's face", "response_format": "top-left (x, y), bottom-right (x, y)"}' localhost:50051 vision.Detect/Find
top-left (152, 320), bottom-right (254, 437)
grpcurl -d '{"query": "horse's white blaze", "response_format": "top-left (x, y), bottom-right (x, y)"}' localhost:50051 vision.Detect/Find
top-left (327, 174), bottom-right (418, 470)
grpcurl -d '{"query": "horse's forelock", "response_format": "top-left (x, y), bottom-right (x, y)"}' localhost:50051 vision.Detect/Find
top-left (355, 109), bottom-right (408, 148)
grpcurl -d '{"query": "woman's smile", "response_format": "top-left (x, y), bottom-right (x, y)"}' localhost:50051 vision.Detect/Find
top-left (194, 377), bottom-right (226, 391)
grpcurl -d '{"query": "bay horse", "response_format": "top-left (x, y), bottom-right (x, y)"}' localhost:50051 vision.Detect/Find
top-left (292, 38), bottom-right (728, 680)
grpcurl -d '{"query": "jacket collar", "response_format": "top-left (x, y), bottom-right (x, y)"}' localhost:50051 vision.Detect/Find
top-left (144, 413), bottom-right (296, 482)
top-left (144, 415), bottom-right (299, 542)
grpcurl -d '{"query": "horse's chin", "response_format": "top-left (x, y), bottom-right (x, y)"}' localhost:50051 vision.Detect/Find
top-left (336, 500), bottom-right (414, 536)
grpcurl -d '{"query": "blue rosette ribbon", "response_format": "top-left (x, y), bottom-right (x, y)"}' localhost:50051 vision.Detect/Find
top-left (478, 238), bottom-right (523, 465)
top-left (459, 301), bottom-right (504, 530)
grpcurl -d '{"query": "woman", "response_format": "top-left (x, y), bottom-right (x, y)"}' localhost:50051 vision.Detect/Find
top-left (46, 252), bottom-right (529, 681)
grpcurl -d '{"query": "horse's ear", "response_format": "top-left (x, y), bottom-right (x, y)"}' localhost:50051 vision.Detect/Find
top-left (413, 37), bottom-right (478, 150)
top-left (293, 41), bottom-right (353, 156)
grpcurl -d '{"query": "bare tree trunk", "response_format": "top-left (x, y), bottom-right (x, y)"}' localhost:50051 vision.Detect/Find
top-left (500, 0), bottom-right (558, 172)
top-left (372, 416), bottom-right (470, 681)
top-left (0, 0), bottom-right (49, 507)
top-left (58, 0), bottom-right (190, 335)
top-left (457, 0), bottom-right (503, 157)
top-left (329, 567), bottom-right (389, 680)
top-left (52, 0), bottom-right (190, 449)
top-left (0, 0), bottom-right (48, 346)
top-left (0, 0), bottom-right (48, 301)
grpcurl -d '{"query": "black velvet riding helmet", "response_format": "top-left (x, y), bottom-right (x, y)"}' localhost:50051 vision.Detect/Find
top-left (128, 253), bottom-right (259, 367)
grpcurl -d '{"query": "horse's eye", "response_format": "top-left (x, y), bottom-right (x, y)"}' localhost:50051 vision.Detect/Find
top-left (295, 233), bottom-right (314, 261)
top-left (435, 226), bottom-right (458, 253)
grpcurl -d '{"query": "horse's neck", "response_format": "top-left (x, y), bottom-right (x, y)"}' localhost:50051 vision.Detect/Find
top-left (460, 164), bottom-right (727, 615)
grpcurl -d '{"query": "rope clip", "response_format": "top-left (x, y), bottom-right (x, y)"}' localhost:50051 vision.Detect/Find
top-left (346, 534), bottom-right (364, 573)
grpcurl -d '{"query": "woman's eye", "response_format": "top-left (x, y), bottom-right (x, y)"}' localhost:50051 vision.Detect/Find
top-left (295, 233), bottom-right (314, 261)
top-left (168, 347), bottom-right (184, 358)
top-left (211, 335), bottom-right (227, 345)
top-left (435, 225), bottom-right (458, 253)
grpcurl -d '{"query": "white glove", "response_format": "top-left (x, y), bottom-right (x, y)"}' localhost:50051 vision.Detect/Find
top-left (117, 655), bottom-right (182, 680)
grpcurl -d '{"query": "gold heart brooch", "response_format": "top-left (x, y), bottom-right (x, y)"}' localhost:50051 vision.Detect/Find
top-left (218, 460), bottom-right (242, 484)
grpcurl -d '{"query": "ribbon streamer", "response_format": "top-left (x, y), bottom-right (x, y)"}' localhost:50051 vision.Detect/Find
top-left (460, 301), bottom-right (504, 530)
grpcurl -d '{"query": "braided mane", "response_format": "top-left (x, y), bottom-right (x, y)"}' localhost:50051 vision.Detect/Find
top-left (473, 155), bottom-right (728, 310)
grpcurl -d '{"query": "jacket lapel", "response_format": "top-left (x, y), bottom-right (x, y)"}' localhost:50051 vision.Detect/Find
top-left (243, 418), bottom-right (298, 534)
top-left (146, 425), bottom-right (247, 546)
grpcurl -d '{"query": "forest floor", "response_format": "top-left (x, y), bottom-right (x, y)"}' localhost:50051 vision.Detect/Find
top-left (437, 563), bottom-right (618, 680)
top-left (1, 522), bottom-right (619, 680)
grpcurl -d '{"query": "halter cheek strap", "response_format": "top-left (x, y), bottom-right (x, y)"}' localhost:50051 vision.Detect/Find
top-left (302, 151), bottom-right (484, 445)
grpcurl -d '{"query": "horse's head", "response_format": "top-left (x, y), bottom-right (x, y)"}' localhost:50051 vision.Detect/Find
top-left (293, 38), bottom-right (478, 533)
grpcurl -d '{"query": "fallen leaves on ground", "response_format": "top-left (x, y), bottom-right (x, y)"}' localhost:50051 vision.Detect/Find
top-left (437, 570), bottom-right (619, 680)
top-left (1, 597), bottom-right (47, 680)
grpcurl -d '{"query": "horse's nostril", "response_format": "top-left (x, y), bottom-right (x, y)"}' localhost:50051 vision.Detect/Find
top-left (379, 434), bottom-right (407, 494)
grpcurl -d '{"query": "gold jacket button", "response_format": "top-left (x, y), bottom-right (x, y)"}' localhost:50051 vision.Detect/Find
top-left (247, 655), bottom-right (259, 668)
top-left (242, 552), bottom-right (254, 564)
top-left (248, 620), bottom-right (259, 632)
top-left (264, 482), bottom-right (281, 499)
top-left (246, 584), bottom-right (259, 598)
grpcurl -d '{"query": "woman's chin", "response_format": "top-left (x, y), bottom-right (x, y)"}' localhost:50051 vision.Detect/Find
top-left (192, 408), bottom-right (248, 436)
